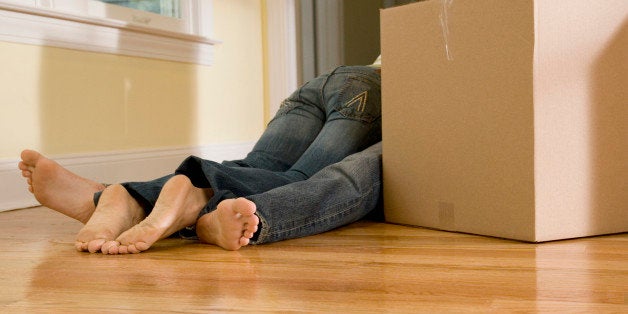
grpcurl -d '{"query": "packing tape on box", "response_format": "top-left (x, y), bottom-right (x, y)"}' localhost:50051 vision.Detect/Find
top-left (439, 0), bottom-right (455, 61)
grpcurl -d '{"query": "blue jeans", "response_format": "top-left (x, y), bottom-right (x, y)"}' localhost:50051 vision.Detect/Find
top-left (248, 141), bottom-right (383, 244)
top-left (95, 66), bottom-right (383, 244)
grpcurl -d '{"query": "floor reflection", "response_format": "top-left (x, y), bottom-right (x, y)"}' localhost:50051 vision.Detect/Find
top-left (534, 237), bottom-right (627, 310)
top-left (22, 239), bottom-right (264, 311)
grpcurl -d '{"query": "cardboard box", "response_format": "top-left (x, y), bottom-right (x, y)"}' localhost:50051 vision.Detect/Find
top-left (381, 0), bottom-right (627, 242)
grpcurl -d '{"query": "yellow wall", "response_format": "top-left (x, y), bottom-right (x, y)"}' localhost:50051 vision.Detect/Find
top-left (0, 0), bottom-right (265, 158)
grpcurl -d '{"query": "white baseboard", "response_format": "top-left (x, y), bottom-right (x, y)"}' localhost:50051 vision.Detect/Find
top-left (0, 142), bottom-right (254, 212)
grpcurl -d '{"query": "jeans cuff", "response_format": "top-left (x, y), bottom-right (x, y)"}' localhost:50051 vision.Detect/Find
top-left (248, 209), bottom-right (269, 245)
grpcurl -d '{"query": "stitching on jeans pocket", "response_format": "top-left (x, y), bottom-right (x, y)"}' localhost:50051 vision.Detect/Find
top-left (336, 75), bottom-right (381, 123)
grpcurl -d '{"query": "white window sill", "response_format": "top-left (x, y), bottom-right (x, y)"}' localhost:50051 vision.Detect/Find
top-left (0, 3), bottom-right (219, 65)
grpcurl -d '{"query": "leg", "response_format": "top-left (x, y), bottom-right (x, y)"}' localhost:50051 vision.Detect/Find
top-left (223, 90), bottom-right (325, 171)
top-left (92, 174), bottom-right (175, 215)
top-left (284, 66), bottom-right (382, 178)
top-left (18, 150), bottom-right (105, 223)
top-left (196, 142), bottom-right (383, 247)
top-left (102, 175), bottom-right (213, 254)
top-left (222, 71), bottom-right (330, 171)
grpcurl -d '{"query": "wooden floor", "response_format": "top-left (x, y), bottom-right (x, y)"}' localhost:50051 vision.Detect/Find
top-left (0, 207), bottom-right (626, 313)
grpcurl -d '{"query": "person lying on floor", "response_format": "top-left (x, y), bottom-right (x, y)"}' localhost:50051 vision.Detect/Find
top-left (19, 143), bottom-right (382, 253)
top-left (18, 62), bottom-right (383, 254)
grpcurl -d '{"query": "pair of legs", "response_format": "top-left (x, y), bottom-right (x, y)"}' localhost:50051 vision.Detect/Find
top-left (19, 152), bottom-right (259, 252)
top-left (19, 66), bottom-right (383, 253)
top-left (19, 141), bottom-right (383, 252)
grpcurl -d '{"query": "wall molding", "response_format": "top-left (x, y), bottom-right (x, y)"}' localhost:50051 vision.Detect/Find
top-left (0, 142), bottom-right (254, 212)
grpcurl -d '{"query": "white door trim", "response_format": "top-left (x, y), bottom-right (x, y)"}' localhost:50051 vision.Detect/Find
top-left (264, 0), bottom-right (298, 119)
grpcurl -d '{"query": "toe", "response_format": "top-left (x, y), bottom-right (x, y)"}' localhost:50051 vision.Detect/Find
top-left (20, 149), bottom-right (40, 163)
top-left (134, 242), bottom-right (150, 252)
top-left (127, 244), bottom-right (140, 254)
top-left (18, 161), bottom-right (31, 172)
top-left (87, 239), bottom-right (106, 253)
top-left (247, 221), bottom-right (259, 233)
top-left (243, 217), bottom-right (259, 237)
top-left (239, 237), bottom-right (250, 247)
top-left (118, 246), bottom-right (129, 254)
top-left (75, 241), bottom-right (88, 252)
top-left (101, 241), bottom-right (118, 254)
top-left (234, 198), bottom-right (257, 215)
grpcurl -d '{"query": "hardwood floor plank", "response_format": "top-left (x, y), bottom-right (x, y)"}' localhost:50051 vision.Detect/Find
top-left (0, 207), bottom-right (626, 312)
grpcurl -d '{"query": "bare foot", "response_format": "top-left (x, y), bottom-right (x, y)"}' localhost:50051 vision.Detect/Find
top-left (18, 149), bottom-right (105, 223)
top-left (103, 175), bottom-right (212, 254)
top-left (196, 198), bottom-right (259, 251)
top-left (75, 184), bottom-right (146, 253)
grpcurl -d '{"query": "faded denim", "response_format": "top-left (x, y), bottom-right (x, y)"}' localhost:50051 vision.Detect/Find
top-left (248, 142), bottom-right (383, 244)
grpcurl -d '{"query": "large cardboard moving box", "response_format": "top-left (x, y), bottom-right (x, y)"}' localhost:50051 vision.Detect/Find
top-left (381, 0), bottom-right (627, 242)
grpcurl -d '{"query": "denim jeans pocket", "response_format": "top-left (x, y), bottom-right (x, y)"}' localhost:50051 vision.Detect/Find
top-left (335, 73), bottom-right (381, 124)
